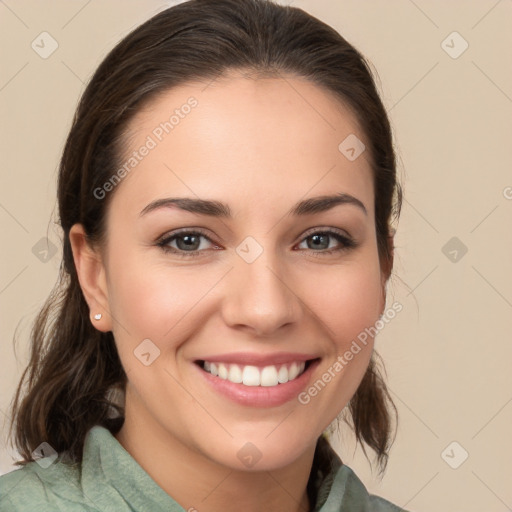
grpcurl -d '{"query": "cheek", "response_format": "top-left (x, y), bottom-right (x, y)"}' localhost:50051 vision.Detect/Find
top-left (106, 252), bottom-right (225, 351)
top-left (303, 260), bottom-right (383, 345)
top-left (294, 259), bottom-right (383, 424)
top-left (106, 264), bottom-right (206, 386)
top-left (109, 268), bottom-right (190, 335)
top-left (107, 246), bottom-right (383, 345)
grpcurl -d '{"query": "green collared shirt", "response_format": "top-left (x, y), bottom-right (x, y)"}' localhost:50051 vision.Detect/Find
top-left (0, 426), bottom-right (409, 511)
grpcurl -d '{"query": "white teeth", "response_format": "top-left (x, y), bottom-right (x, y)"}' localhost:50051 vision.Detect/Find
top-left (289, 362), bottom-right (299, 380)
top-left (242, 365), bottom-right (260, 386)
top-left (218, 363), bottom-right (228, 380)
top-left (277, 365), bottom-right (289, 384)
top-left (201, 360), bottom-right (308, 386)
top-left (228, 364), bottom-right (243, 384)
top-left (260, 366), bottom-right (279, 387)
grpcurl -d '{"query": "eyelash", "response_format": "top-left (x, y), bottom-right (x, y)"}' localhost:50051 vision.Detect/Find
top-left (156, 228), bottom-right (357, 258)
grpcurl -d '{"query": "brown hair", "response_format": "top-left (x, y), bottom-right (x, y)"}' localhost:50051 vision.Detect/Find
top-left (9, 0), bottom-right (401, 473)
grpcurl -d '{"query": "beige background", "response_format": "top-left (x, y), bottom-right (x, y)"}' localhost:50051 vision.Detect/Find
top-left (1, 1), bottom-right (511, 510)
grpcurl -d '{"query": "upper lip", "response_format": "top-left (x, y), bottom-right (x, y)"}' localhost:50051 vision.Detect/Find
top-left (195, 352), bottom-right (319, 366)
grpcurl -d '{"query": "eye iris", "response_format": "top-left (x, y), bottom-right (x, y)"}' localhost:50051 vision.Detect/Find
top-left (177, 234), bottom-right (200, 251)
top-left (308, 233), bottom-right (329, 250)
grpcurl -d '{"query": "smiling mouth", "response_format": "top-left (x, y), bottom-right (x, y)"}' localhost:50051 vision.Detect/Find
top-left (195, 359), bottom-right (318, 387)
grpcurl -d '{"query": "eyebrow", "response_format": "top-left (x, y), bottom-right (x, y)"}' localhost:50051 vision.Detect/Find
top-left (139, 192), bottom-right (367, 218)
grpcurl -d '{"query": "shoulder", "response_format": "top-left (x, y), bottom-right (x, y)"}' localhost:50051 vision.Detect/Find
top-left (313, 437), bottom-right (410, 512)
top-left (321, 464), bottom-right (410, 512)
top-left (0, 455), bottom-right (95, 511)
top-left (0, 425), bottom-right (123, 511)
top-left (0, 425), bottom-right (172, 512)
top-left (368, 492), bottom-right (408, 512)
top-left (342, 465), bottom-right (410, 511)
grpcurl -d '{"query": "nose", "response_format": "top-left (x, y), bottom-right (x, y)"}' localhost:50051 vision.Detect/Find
top-left (220, 248), bottom-right (302, 338)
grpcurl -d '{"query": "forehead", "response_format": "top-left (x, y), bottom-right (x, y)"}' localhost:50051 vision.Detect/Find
top-left (110, 72), bottom-right (374, 220)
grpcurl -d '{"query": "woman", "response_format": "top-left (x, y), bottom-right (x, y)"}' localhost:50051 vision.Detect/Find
top-left (0, 0), bottom-right (407, 510)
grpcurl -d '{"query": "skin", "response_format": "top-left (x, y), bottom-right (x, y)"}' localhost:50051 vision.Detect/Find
top-left (70, 71), bottom-right (391, 512)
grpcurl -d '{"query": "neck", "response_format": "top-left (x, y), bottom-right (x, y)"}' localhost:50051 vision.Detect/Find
top-left (115, 394), bottom-right (315, 512)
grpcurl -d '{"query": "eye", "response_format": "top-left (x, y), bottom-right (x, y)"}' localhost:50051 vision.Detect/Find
top-left (156, 229), bottom-right (218, 257)
top-left (296, 229), bottom-right (356, 255)
top-left (156, 228), bottom-right (357, 258)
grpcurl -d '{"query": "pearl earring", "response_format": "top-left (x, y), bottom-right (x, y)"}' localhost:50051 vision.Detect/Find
top-left (94, 313), bottom-right (102, 321)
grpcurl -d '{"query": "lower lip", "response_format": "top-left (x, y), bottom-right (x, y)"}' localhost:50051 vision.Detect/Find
top-left (195, 360), bottom-right (320, 408)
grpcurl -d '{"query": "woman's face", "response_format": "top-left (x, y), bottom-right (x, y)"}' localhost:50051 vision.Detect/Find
top-left (97, 72), bottom-right (386, 470)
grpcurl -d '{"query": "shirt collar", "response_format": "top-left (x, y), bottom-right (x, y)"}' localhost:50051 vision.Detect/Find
top-left (82, 425), bottom-right (183, 511)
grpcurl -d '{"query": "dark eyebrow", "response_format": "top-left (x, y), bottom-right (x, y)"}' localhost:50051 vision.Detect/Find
top-left (139, 193), bottom-right (367, 218)
top-left (290, 193), bottom-right (367, 216)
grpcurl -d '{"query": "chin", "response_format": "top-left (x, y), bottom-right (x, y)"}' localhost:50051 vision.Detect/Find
top-left (201, 429), bottom-right (318, 472)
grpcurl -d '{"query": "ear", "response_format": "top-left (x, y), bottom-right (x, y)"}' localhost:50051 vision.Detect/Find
top-left (69, 223), bottom-right (112, 332)
top-left (379, 229), bottom-right (395, 315)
